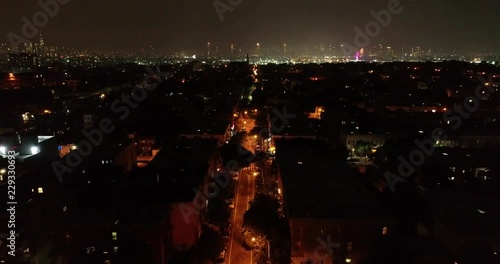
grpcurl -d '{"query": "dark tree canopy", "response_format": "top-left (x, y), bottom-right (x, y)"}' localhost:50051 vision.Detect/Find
top-left (243, 193), bottom-right (281, 237)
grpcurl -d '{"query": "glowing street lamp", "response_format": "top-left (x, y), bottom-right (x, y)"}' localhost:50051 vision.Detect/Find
top-left (31, 146), bottom-right (40, 155)
top-left (252, 237), bottom-right (256, 242)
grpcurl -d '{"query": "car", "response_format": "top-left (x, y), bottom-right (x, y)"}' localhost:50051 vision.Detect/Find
top-left (231, 172), bottom-right (239, 181)
top-left (221, 221), bottom-right (231, 229)
top-left (216, 250), bottom-right (226, 263)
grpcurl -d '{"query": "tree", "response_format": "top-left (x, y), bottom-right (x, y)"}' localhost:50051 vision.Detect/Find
top-left (229, 131), bottom-right (248, 145)
top-left (243, 194), bottom-right (281, 237)
top-left (220, 143), bottom-right (252, 168)
top-left (188, 226), bottom-right (225, 263)
top-left (255, 113), bottom-right (268, 127)
top-left (207, 195), bottom-right (231, 225)
top-left (354, 140), bottom-right (373, 157)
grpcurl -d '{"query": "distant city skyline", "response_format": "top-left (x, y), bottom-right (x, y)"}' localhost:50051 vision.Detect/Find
top-left (1, 0), bottom-right (500, 55)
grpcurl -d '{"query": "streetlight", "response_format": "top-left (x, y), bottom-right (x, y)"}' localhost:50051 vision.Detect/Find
top-left (252, 237), bottom-right (256, 242)
top-left (31, 146), bottom-right (40, 155)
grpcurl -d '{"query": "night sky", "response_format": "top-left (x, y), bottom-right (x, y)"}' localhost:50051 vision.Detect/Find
top-left (2, 0), bottom-right (500, 54)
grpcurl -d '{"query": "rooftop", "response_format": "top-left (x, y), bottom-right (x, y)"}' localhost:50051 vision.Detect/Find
top-left (276, 138), bottom-right (384, 218)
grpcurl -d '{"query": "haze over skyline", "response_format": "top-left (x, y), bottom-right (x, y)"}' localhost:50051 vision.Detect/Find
top-left (2, 0), bottom-right (500, 55)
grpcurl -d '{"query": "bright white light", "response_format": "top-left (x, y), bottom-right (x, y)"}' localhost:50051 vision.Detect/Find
top-left (478, 209), bottom-right (486, 214)
top-left (31, 146), bottom-right (40, 155)
top-left (0, 146), bottom-right (6, 155)
top-left (0, 169), bottom-right (5, 174)
top-left (346, 259), bottom-right (352, 263)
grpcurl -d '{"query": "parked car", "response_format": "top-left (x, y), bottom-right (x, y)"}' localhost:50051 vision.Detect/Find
top-left (216, 250), bottom-right (226, 264)
top-left (231, 172), bottom-right (239, 181)
top-left (222, 228), bottom-right (231, 239)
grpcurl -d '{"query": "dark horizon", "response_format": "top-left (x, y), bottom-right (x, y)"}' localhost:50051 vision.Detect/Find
top-left (2, 0), bottom-right (500, 55)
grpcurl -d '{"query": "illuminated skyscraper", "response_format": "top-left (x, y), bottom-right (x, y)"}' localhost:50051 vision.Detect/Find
top-left (39, 31), bottom-right (44, 48)
top-left (207, 42), bottom-right (211, 58)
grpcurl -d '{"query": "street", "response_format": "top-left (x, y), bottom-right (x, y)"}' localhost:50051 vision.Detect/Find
top-left (227, 114), bottom-right (257, 264)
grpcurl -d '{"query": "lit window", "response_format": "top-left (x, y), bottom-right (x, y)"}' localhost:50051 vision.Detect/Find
top-left (112, 232), bottom-right (118, 240)
top-left (37, 187), bottom-right (43, 194)
top-left (113, 246), bottom-right (118, 253)
top-left (382, 227), bottom-right (388, 235)
top-left (63, 206), bottom-right (68, 212)
top-left (86, 246), bottom-right (95, 254)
